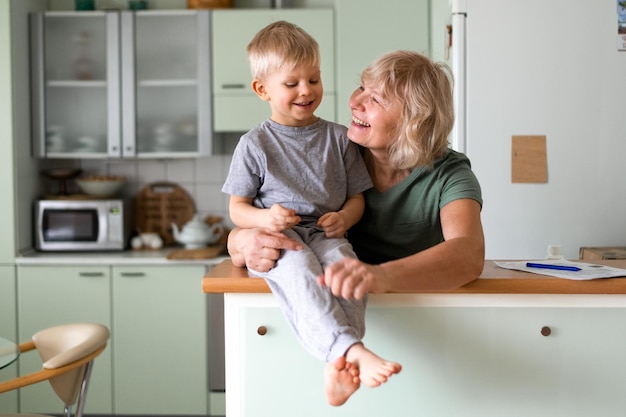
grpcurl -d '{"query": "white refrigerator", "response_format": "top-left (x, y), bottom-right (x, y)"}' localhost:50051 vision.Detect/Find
top-left (449, 0), bottom-right (626, 260)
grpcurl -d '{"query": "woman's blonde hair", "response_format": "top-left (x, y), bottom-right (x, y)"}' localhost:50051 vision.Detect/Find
top-left (247, 21), bottom-right (320, 79)
top-left (361, 50), bottom-right (455, 170)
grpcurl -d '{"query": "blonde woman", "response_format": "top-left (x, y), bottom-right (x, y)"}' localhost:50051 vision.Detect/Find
top-left (228, 50), bottom-right (485, 404)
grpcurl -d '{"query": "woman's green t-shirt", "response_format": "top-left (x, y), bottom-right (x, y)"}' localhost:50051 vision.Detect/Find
top-left (349, 149), bottom-right (483, 264)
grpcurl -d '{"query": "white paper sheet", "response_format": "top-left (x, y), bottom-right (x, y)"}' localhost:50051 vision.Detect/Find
top-left (495, 261), bottom-right (626, 280)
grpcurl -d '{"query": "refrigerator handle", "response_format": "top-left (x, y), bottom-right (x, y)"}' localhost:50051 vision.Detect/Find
top-left (450, 11), bottom-right (467, 154)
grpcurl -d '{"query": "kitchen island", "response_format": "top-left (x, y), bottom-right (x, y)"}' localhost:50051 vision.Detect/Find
top-left (204, 259), bottom-right (626, 417)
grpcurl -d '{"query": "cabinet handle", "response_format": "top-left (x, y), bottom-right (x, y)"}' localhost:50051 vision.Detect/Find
top-left (540, 326), bottom-right (552, 336)
top-left (120, 272), bottom-right (146, 277)
top-left (79, 272), bottom-right (105, 277)
top-left (257, 326), bottom-right (267, 336)
top-left (221, 83), bottom-right (246, 89)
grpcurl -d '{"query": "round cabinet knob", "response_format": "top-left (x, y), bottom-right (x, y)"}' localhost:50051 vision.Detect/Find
top-left (257, 326), bottom-right (267, 336)
top-left (540, 326), bottom-right (551, 336)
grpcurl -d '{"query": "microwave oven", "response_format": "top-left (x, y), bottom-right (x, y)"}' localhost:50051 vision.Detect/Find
top-left (35, 199), bottom-right (130, 251)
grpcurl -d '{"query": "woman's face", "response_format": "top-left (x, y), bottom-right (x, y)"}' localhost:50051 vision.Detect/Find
top-left (347, 82), bottom-right (402, 151)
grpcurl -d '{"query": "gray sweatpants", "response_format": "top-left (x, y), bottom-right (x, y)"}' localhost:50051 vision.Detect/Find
top-left (249, 226), bottom-right (366, 362)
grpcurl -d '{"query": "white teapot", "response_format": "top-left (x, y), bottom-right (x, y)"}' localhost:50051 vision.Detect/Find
top-left (171, 214), bottom-right (224, 249)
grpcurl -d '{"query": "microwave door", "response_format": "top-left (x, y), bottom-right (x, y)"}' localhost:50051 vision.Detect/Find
top-left (45, 210), bottom-right (99, 241)
top-left (40, 208), bottom-right (100, 250)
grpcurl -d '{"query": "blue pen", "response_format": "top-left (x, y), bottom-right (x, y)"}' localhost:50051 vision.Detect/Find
top-left (526, 262), bottom-right (581, 272)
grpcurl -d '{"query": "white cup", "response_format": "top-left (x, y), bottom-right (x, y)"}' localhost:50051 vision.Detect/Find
top-left (547, 245), bottom-right (564, 259)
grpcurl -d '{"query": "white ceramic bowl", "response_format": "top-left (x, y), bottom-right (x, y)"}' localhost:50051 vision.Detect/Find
top-left (76, 176), bottom-right (126, 197)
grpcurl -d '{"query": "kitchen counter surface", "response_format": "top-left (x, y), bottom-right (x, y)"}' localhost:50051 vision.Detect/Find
top-left (16, 248), bottom-right (229, 266)
top-left (203, 259), bottom-right (626, 294)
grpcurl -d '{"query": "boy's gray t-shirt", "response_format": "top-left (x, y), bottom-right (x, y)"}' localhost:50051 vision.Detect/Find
top-left (222, 118), bottom-right (373, 226)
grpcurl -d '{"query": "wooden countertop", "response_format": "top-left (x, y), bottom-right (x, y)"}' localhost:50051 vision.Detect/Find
top-left (203, 259), bottom-right (626, 295)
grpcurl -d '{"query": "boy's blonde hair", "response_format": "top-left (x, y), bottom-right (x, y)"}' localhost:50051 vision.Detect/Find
top-left (361, 50), bottom-right (455, 170)
top-left (247, 20), bottom-right (320, 79)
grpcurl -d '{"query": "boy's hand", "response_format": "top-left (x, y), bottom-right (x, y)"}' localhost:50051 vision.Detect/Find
top-left (317, 212), bottom-right (347, 238)
top-left (268, 204), bottom-right (301, 232)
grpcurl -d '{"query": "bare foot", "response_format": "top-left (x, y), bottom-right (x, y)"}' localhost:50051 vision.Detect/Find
top-left (324, 356), bottom-right (360, 406)
top-left (346, 343), bottom-right (402, 388)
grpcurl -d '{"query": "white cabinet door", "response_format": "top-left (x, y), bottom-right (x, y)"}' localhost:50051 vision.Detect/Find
top-left (16, 265), bottom-right (113, 414)
top-left (112, 265), bottom-right (209, 415)
top-left (211, 9), bottom-right (335, 132)
top-left (227, 294), bottom-right (626, 417)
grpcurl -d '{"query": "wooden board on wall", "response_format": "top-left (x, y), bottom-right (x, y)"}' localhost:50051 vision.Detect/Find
top-left (511, 135), bottom-right (547, 183)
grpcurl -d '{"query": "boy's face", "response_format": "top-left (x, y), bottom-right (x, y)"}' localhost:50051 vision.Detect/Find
top-left (252, 63), bottom-right (323, 127)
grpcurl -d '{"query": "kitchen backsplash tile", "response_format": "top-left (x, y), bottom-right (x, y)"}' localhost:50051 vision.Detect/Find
top-left (196, 155), bottom-right (226, 182)
top-left (136, 160), bottom-right (168, 183)
top-left (196, 182), bottom-right (229, 217)
top-left (70, 153), bottom-right (235, 230)
top-left (166, 159), bottom-right (195, 183)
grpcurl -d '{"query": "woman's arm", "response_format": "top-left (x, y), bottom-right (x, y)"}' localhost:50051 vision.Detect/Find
top-left (379, 198), bottom-right (484, 291)
top-left (319, 199), bottom-right (484, 299)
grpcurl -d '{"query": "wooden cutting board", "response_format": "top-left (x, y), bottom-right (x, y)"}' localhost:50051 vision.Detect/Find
top-left (135, 182), bottom-right (195, 246)
top-left (166, 244), bottom-right (226, 260)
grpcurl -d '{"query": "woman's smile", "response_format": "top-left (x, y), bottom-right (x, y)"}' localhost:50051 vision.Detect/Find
top-left (352, 116), bottom-right (371, 127)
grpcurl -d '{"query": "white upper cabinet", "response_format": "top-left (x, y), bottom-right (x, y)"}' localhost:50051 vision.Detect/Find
top-left (30, 11), bottom-right (212, 159)
top-left (211, 9), bottom-right (335, 132)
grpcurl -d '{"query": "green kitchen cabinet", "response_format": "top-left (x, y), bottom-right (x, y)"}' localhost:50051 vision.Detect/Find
top-left (334, 0), bottom-right (430, 126)
top-left (0, 266), bottom-right (17, 413)
top-left (211, 9), bottom-right (335, 132)
top-left (0, 265), bottom-right (16, 343)
top-left (16, 265), bottom-right (113, 414)
top-left (112, 264), bottom-right (208, 415)
top-left (225, 294), bottom-right (626, 417)
top-left (15, 263), bottom-right (209, 415)
top-left (30, 10), bottom-right (212, 159)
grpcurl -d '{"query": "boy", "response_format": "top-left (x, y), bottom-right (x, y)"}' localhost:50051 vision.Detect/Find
top-left (222, 21), bottom-right (400, 406)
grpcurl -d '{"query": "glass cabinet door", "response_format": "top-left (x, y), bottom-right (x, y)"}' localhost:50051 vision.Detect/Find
top-left (31, 10), bottom-right (211, 160)
top-left (31, 12), bottom-right (120, 158)
top-left (121, 10), bottom-right (211, 158)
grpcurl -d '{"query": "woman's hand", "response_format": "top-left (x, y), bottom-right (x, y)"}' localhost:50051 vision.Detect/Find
top-left (227, 227), bottom-right (302, 271)
top-left (318, 257), bottom-right (390, 300)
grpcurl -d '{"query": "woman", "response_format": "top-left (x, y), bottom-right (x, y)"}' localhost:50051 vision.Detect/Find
top-left (227, 50), bottom-right (485, 402)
